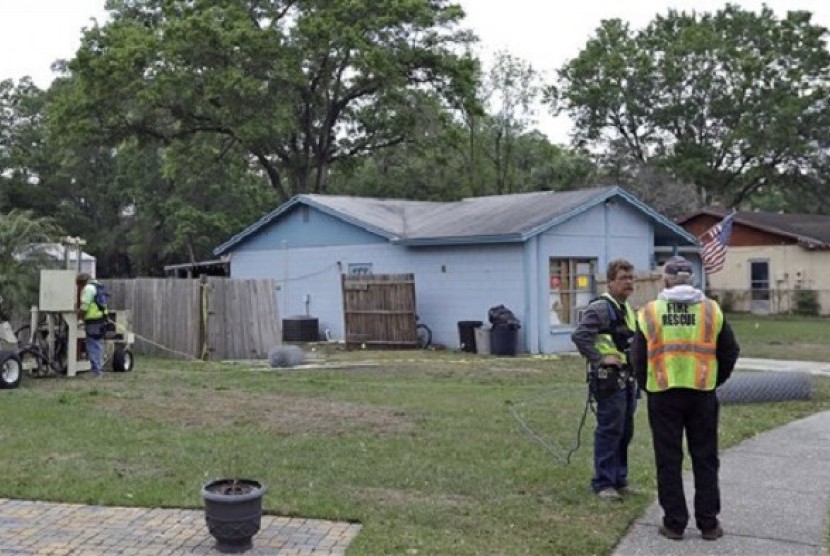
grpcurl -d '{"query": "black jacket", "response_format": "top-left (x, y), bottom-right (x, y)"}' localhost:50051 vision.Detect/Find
top-left (571, 295), bottom-right (631, 366)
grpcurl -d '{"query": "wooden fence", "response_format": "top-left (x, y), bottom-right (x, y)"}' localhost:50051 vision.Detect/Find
top-left (103, 277), bottom-right (280, 360)
top-left (342, 274), bottom-right (417, 349)
top-left (596, 272), bottom-right (663, 310)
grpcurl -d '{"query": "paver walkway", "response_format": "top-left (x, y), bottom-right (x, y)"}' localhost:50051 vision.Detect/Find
top-left (0, 498), bottom-right (362, 555)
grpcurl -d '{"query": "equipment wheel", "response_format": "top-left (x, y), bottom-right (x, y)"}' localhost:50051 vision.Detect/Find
top-left (0, 351), bottom-right (22, 389)
top-left (416, 323), bottom-right (432, 349)
top-left (113, 346), bottom-right (134, 372)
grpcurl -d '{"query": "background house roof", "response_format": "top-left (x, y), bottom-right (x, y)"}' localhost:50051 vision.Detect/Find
top-left (215, 186), bottom-right (698, 255)
top-left (20, 243), bottom-right (96, 262)
top-left (678, 209), bottom-right (830, 249)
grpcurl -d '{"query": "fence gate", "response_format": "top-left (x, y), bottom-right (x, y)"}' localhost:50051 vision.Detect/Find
top-left (342, 274), bottom-right (417, 349)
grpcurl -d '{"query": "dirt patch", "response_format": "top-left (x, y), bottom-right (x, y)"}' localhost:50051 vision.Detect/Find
top-left (95, 388), bottom-right (415, 435)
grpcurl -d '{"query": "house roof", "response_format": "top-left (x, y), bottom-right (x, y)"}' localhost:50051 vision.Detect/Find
top-left (20, 243), bottom-right (96, 261)
top-left (678, 208), bottom-right (830, 249)
top-left (214, 186), bottom-right (699, 255)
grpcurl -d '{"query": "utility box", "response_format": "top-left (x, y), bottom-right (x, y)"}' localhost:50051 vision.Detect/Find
top-left (39, 270), bottom-right (78, 312)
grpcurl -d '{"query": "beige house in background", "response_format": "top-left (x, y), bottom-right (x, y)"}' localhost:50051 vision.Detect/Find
top-left (677, 210), bottom-right (830, 315)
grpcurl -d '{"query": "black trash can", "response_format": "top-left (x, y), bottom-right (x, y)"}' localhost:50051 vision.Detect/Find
top-left (491, 324), bottom-right (519, 356)
top-left (457, 320), bottom-right (483, 353)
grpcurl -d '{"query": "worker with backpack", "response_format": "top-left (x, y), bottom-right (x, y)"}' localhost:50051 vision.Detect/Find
top-left (76, 273), bottom-right (108, 377)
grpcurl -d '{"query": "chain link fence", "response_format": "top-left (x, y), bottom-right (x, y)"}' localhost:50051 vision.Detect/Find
top-left (718, 371), bottom-right (813, 405)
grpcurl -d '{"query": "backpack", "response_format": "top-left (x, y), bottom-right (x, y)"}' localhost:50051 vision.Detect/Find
top-left (93, 282), bottom-right (109, 310)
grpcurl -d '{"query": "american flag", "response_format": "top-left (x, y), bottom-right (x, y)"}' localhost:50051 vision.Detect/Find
top-left (700, 212), bottom-right (735, 274)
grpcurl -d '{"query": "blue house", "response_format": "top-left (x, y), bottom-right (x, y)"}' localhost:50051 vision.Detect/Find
top-left (213, 186), bottom-right (700, 353)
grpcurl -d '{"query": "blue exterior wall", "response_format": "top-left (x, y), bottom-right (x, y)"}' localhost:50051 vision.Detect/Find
top-left (531, 200), bottom-right (653, 353)
top-left (230, 240), bottom-right (525, 350)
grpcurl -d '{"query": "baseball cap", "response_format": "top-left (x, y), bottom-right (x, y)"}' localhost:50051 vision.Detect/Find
top-left (663, 255), bottom-right (693, 276)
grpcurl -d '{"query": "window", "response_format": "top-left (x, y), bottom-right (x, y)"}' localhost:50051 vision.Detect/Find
top-left (549, 258), bottom-right (597, 325)
top-left (750, 260), bottom-right (770, 301)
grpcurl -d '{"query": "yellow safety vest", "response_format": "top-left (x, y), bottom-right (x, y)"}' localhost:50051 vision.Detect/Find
top-left (82, 282), bottom-right (106, 321)
top-left (594, 293), bottom-right (637, 362)
top-left (637, 299), bottom-right (723, 392)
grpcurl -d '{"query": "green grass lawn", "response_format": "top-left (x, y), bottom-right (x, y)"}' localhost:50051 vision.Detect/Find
top-left (1, 336), bottom-right (829, 555)
top-left (728, 312), bottom-right (830, 361)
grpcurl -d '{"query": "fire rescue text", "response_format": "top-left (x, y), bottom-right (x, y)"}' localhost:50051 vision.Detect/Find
top-left (661, 302), bottom-right (697, 326)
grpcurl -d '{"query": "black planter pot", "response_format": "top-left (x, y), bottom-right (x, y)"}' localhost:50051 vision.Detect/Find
top-left (201, 478), bottom-right (266, 553)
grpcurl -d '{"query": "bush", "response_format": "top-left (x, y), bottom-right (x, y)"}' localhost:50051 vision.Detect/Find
top-left (792, 288), bottom-right (820, 316)
top-left (719, 291), bottom-right (736, 313)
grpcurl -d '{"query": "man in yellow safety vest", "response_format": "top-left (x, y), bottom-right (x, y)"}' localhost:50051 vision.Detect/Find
top-left (77, 273), bottom-right (107, 377)
top-left (571, 259), bottom-right (638, 501)
top-left (631, 255), bottom-right (740, 541)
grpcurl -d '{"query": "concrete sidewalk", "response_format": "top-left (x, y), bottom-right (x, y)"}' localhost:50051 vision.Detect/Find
top-left (614, 358), bottom-right (830, 555)
top-left (737, 357), bottom-right (830, 376)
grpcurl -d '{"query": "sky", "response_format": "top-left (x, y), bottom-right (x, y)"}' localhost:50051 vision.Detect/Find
top-left (2, 0), bottom-right (830, 144)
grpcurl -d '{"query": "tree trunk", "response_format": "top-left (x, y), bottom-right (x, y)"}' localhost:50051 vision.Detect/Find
top-left (252, 150), bottom-right (289, 204)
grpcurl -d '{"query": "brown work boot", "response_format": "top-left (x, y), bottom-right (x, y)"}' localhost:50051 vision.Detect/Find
top-left (658, 525), bottom-right (684, 540)
top-left (701, 525), bottom-right (724, 540)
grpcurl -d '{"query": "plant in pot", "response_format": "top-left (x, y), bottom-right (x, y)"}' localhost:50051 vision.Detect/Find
top-left (201, 439), bottom-right (267, 552)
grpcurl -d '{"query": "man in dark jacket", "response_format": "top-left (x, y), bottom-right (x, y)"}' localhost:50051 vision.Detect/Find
top-left (631, 256), bottom-right (740, 541)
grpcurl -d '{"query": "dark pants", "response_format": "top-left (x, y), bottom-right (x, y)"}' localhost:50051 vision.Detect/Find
top-left (84, 320), bottom-right (106, 372)
top-left (647, 388), bottom-right (720, 532)
top-left (591, 379), bottom-right (637, 492)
